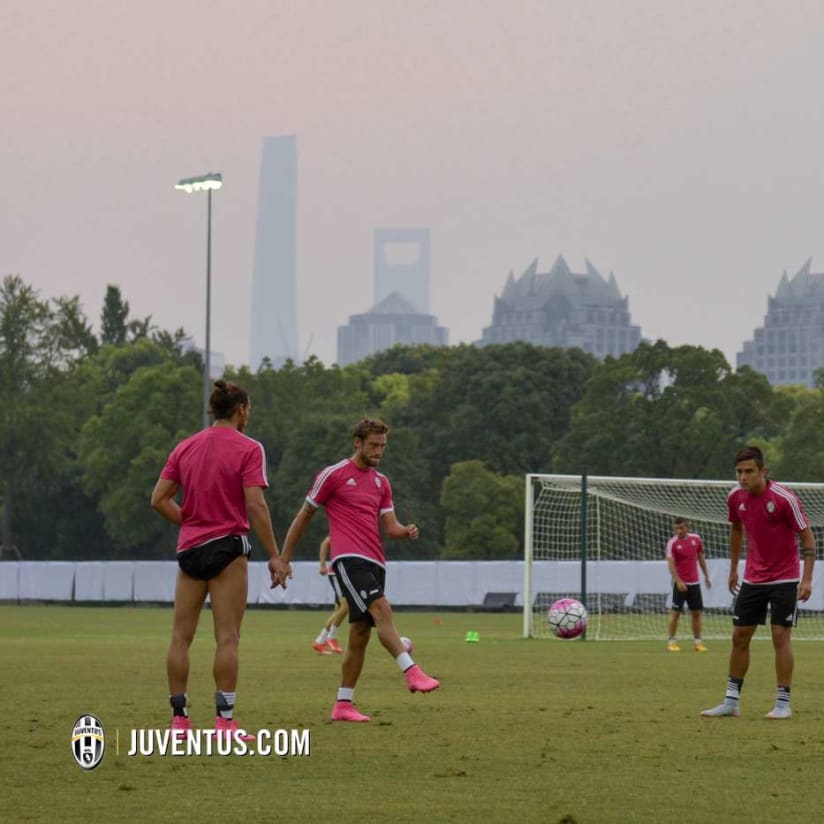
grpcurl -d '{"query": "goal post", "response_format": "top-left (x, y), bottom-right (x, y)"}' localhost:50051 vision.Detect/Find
top-left (524, 473), bottom-right (824, 640)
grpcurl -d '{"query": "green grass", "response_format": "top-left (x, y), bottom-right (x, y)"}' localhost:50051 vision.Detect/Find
top-left (3, 606), bottom-right (824, 823)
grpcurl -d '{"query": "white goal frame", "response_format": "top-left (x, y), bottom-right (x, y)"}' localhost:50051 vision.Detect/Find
top-left (524, 473), bottom-right (824, 640)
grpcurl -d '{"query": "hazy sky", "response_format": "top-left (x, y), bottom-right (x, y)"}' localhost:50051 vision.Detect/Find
top-left (5, 0), bottom-right (824, 370)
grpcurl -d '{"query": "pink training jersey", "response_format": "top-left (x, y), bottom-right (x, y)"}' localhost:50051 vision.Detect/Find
top-left (306, 458), bottom-right (394, 567)
top-left (727, 480), bottom-right (809, 584)
top-left (665, 532), bottom-right (704, 585)
top-left (160, 427), bottom-right (268, 551)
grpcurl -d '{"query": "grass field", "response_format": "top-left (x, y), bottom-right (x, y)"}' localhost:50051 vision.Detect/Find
top-left (4, 605), bottom-right (824, 824)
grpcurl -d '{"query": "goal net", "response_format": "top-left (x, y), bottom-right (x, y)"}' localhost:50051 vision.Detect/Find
top-left (524, 473), bottom-right (824, 640)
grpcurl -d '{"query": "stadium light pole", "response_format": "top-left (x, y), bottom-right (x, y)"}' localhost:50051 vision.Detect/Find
top-left (174, 172), bottom-right (223, 429)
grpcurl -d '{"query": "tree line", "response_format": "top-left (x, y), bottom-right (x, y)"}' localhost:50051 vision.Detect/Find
top-left (2, 274), bottom-right (821, 561)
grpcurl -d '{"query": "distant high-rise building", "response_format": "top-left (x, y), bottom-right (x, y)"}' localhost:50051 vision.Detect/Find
top-left (180, 339), bottom-right (225, 379)
top-left (374, 228), bottom-right (430, 313)
top-left (479, 255), bottom-right (641, 358)
top-left (337, 292), bottom-right (448, 366)
top-left (250, 135), bottom-right (298, 370)
top-left (737, 258), bottom-right (824, 387)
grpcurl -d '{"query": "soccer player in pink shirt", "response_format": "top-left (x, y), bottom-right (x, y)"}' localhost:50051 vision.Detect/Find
top-left (151, 380), bottom-right (290, 738)
top-left (665, 517), bottom-right (711, 652)
top-left (281, 417), bottom-right (440, 722)
top-left (702, 445), bottom-right (815, 720)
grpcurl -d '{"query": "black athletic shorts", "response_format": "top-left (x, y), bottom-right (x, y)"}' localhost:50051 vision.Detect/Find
top-left (327, 570), bottom-right (343, 605)
top-left (332, 557), bottom-right (386, 625)
top-left (671, 582), bottom-right (704, 612)
top-left (733, 581), bottom-right (798, 627)
top-left (177, 535), bottom-right (251, 581)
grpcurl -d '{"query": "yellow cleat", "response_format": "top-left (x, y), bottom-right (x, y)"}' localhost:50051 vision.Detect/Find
top-left (667, 641), bottom-right (681, 652)
top-left (694, 642), bottom-right (708, 652)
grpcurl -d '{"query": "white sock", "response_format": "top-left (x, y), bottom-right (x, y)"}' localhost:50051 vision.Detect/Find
top-left (396, 652), bottom-right (414, 672)
top-left (337, 687), bottom-right (355, 702)
top-left (315, 628), bottom-right (329, 644)
top-left (328, 625), bottom-right (338, 640)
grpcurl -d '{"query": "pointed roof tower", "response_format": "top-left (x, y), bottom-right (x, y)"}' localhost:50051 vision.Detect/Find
top-left (775, 270), bottom-right (791, 298)
top-left (585, 257), bottom-right (607, 285)
top-left (549, 254), bottom-right (571, 276)
top-left (519, 258), bottom-right (540, 295)
top-left (501, 270), bottom-right (518, 300)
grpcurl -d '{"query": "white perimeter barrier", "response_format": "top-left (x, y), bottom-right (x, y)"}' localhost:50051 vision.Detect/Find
top-left (2, 559), bottom-right (823, 610)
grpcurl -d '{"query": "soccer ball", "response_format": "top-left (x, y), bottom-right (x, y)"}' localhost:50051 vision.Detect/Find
top-left (547, 598), bottom-right (587, 639)
top-left (400, 635), bottom-right (413, 654)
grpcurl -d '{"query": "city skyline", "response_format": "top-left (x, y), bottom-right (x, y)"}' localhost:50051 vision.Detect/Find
top-left (5, 2), bottom-right (824, 372)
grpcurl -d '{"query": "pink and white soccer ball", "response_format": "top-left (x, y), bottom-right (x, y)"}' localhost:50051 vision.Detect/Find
top-left (400, 635), bottom-right (413, 654)
top-left (547, 598), bottom-right (587, 639)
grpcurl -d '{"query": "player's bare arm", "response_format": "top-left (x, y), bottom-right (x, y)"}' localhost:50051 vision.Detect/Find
top-left (799, 526), bottom-right (816, 601)
top-left (728, 522), bottom-right (743, 594)
top-left (699, 550), bottom-right (711, 588)
top-left (380, 511), bottom-right (419, 540)
top-left (281, 502), bottom-right (317, 564)
top-left (244, 486), bottom-right (290, 589)
top-left (150, 478), bottom-right (182, 525)
top-left (666, 556), bottom-right (685, 591)
top-left (319, 535), bottom-right (331, 574)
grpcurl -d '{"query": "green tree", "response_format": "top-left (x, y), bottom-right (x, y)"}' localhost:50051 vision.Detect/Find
top-left (100, 285), bottom-right (130, 345)
top-left (770, 379), bottom-right (824, 481)
top-left (77, 362), bottom-right (201, 555)
top-left (440, 460), bottom-right (523, 558)
top-left (0, 275), bottom-right (98, 554)
top-left (556, 340), bottom-right (780, 478)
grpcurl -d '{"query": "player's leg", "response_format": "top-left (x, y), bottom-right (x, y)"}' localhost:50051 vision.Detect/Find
top-left (765, 584), bottom-right (798, 719)
top-left (330, 559), bottom-right (373, 720)
top-left (208, 553), bottom-right (248, 692)
top-left (702, 583), bottom-right (763, 717)
top-left (331, 598), bottom-right (349, 627)
top-left (368, 596), bottom-right (439, 693)
top-left (369, 595), bottom-right (409, 656)
top-left (687, 586), bottom-right (707, 651)
top-left (325, 599), bottom-right (348, 653)
top-left (766, 625), bottom-right (794, 719)
top-left (167, 567), bottom-right (208, 728)
top-left (208, 552), bottom-right (254, 737)
top-left (729, 624), bottom-right (756, 675)
top-left (701, 624), bottom-right (756, 717)
top-left (667, 608), bottom-right (681, 650)
top-left (312, 610), bottom-right (334, 654)
top-left (341, 617), bottom-right (371, 688)
top-left (331, 618), bottom-right (372, 721)
top-left (317, 573), bottom-right (346, 653)
top-left (667, 583), bottom-right (683, 650)
top-left (691, 611), bottom-right (707, 651)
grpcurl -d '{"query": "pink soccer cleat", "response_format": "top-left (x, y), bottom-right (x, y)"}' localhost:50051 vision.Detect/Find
top-left (404, 664), bottom-right (440, 693)
top-left (214, 716), bottom-right (256, 741)
top-left (312, 641), bottom-right (333, 655)
top-left (326, 638), bottom-right (343, 654)
top-left (330, 701), bottom-right (371, 722)
top-left (170, 715), bottom-right (192, 738)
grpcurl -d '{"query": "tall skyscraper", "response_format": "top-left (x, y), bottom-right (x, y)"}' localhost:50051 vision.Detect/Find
top-left (250, 135), bottom-right (298, 370)
top-left (737, 258), bottom-right (824, 387)
top-left (373, 228), bottom-right (430, 313)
